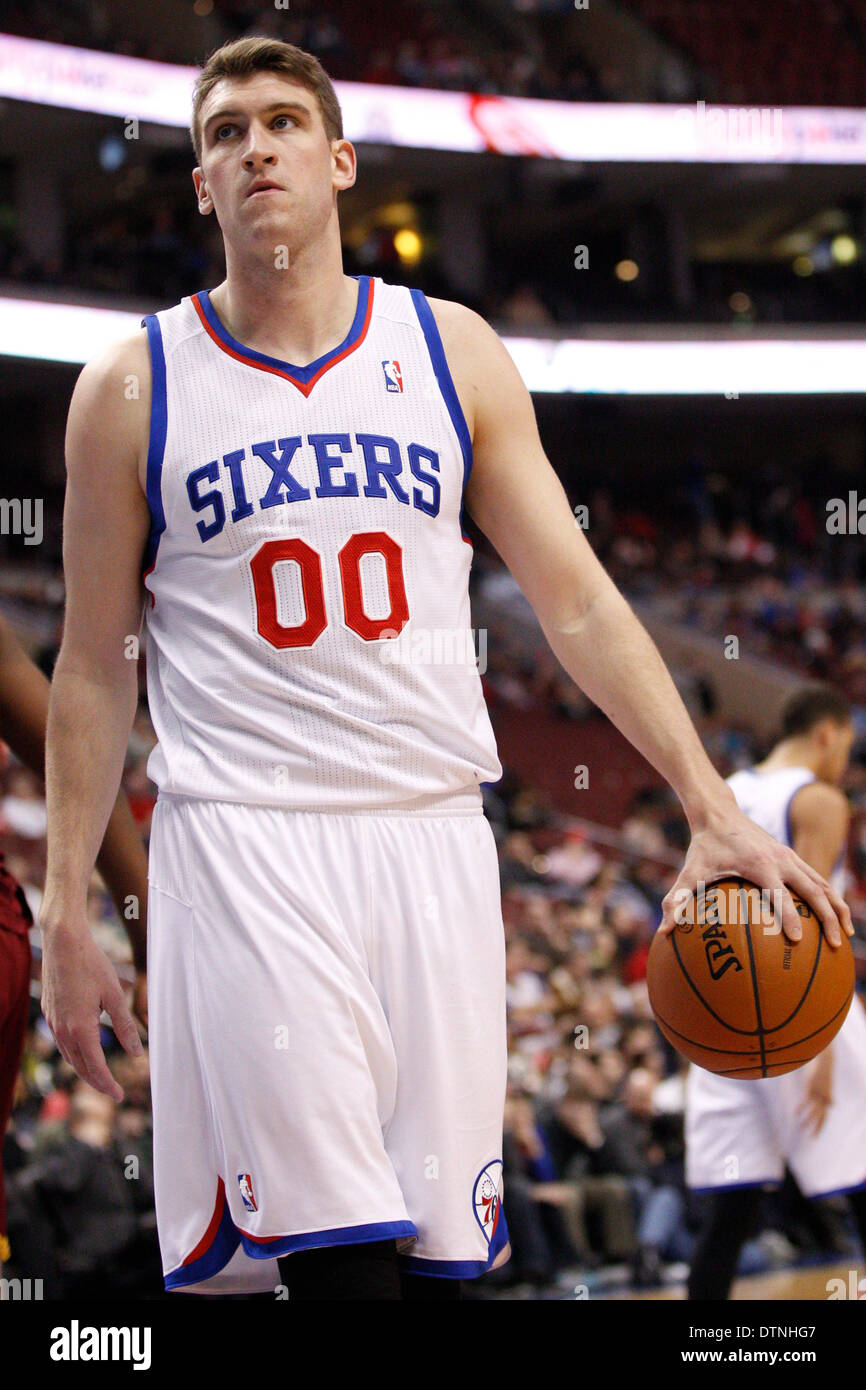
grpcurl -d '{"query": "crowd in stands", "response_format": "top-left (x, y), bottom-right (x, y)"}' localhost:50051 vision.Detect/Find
top-left (10, 0), bottom-right (860, 109)
top-left (1, 0), bottom-right (610, 104)
top-left (4, 3), bottom-right (865, 322)
top-left (578, 467), bottom-right (866, 696)
top-left (627, 0), bottom-right (866, 108)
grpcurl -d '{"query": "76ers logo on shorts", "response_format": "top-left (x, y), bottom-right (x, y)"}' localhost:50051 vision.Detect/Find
top-left (472, 1160), bottom-right (504, 1244)
top-left (382, 359), bottom-right (403, 393)
top-left (237, 1173), bottom-right (258, 1212)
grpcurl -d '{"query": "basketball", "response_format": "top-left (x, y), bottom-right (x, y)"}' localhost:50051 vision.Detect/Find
top-left (647, 877), bottom-right (855, 1079)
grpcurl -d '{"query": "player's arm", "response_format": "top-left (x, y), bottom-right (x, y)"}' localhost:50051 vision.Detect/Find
top-left (789, 782), bottom-right (850, 1133)
top-left (39, 330), bottom-right (153, 1098)
top-left (789, 781), bottom-right (850, 883)
top-left (0, 616), bottom-right (149, 997)
top-left (429, 298), bottom-right (851, 948)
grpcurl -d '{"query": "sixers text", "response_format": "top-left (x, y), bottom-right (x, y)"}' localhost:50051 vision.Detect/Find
top-left (186, 431), bottom-right (443, 542)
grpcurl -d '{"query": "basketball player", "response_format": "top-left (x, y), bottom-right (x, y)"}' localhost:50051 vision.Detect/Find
top-left (0, 614), bottom-right (148, 1281)
top-left (39, 38), bottom-right (850, 1301)
top-left (686, 685), bottom-right (866, 1299)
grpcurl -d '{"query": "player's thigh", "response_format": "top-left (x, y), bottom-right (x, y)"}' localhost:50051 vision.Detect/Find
top-left (781, 1006), bottom-right (866, 1196)
top-left (368, 811), bottom-right (506, 1118)
top-left (367, 812), bottom-right (507, 1258)
top-left (685, 1064), bottom-right (782, 1189)
top-left (147, 796), bottom-right (408, 1238)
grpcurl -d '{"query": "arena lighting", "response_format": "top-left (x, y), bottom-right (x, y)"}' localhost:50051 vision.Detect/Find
top-left (393, 228), bottom-right (423, 265)
top-left (831, 234), bottom-right (859, 265)
top-left (4, 33), bottom-right (866, 165)
top-left (2, 296), bottom-right (866, 395)
top-left (506, 336), bottom-right (866, 395)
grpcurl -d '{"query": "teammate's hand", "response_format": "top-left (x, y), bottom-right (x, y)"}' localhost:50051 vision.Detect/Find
top-left (798, 1048), bottom-right (835, 1136)
top-left (40, 920), bottom-right (144, 1101)
top-left (657, 807), bottom-right (852, 948)
top-left (132, 968), bottom-right (148, 1033)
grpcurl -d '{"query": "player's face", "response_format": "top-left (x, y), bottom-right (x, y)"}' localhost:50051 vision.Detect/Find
top-left (821, 718), bottom-right (856, 784)
top-left (192, 73), bottom-right (355, 251)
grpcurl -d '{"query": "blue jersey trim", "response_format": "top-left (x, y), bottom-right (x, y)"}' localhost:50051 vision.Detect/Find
top-left (806, 1175), bottom-right (866, 1200)
top-left (141, 313), bottom-right (168, 577)
top-left (782, 772), bottom-right (816, 849)
top-left (408, 288), bottom-right (474, 540)
top-left (164, 1201), bottom-right (240, 1290)
top-left (164, 1213), bottom-right (417, 1290)
top-left (236, 1217), bottom-right (417, 1261)
top-left (399, 1255), bottom-right (491, 1278)
top-left (196, 276), bottom-right (371, 384)
top-left (488, 1201), bottom-right (510, 1266)
top-left (687, 1178), bottom-right (780, 1194)
top-left (399, 1205), bottom-right (510, 1279)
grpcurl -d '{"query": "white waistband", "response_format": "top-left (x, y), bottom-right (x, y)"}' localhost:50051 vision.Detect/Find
top-left (156, 785), bottom-right (485, 818)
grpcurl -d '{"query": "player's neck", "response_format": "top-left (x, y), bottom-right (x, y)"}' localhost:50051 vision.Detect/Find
top-left (210, 242), bottom-right (358, 368)
top-left (758, 740), bottom-right (821, 777)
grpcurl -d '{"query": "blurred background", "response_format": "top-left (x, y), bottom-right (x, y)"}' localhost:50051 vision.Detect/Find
top-left (2, 0), bottom-right (866, 1301)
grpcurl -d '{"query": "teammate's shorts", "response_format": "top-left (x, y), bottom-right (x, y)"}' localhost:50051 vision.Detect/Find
top-left (685, 996), bottom-right (866, 1198)
top-left (147, 791), bottom-right (510, 1294)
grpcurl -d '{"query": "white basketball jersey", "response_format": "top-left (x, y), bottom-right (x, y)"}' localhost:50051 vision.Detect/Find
top-left (727, 764), bottom-right (846, 892)
top-left (139, 275), bottom-right (502, 808)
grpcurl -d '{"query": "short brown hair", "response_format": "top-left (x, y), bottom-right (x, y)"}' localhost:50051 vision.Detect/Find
top-left (190, 37), bottom-right (344, 164)
top-left (781, 684), bottom-right (852, 739)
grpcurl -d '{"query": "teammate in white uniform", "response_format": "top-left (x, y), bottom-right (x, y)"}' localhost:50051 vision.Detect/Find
top-left (686, 686), bottom-right (866, 1300)
top-left (39, 38), bottom-right (852, 1301)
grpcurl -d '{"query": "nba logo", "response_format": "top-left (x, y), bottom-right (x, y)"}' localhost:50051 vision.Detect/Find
top-left (382, 360), bottom-right (403, 393)
top-left (237, 1173), bottom-right (258, 1212)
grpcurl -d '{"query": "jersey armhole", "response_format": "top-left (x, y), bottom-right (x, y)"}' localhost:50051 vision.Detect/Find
top-left (141, 314), bottom-right (168, 601)
top-left (408, 290), bottom-right (473, 540)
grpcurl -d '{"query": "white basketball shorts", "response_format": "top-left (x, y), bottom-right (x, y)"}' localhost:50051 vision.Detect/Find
top-left (146, 791), bottom-right (510, 1294)
top-left (685, 996), bottom-right (866, 1198)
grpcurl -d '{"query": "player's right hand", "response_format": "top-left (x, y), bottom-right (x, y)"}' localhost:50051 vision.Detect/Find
top-left (40, 919), bottom-right (144, 1101)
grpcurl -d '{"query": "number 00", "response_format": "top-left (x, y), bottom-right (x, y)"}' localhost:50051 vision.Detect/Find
top-left (250, 530), bottom-right (410, 650)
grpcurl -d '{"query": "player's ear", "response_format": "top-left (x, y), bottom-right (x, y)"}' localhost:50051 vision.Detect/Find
top-left (192, 168), bottom-right (213, 215)
top-left (331, 139), bottom-right (356, 194)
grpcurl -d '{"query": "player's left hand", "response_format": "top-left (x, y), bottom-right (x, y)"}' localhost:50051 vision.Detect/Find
top-left (657, 806), bottom-right (853, 948)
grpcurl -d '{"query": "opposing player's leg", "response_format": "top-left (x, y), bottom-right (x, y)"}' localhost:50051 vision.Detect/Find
top-left (0, 921), bottom-right (31, 1273)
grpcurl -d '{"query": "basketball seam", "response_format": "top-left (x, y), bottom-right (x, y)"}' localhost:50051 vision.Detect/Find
top-left (741, 884), bottom-right (768, 1077)
top-left (652, 988), bottom-right (854, 1059)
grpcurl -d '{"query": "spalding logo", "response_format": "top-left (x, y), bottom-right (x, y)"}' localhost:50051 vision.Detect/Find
top-left (700, 892), bottom-right (744, 981)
